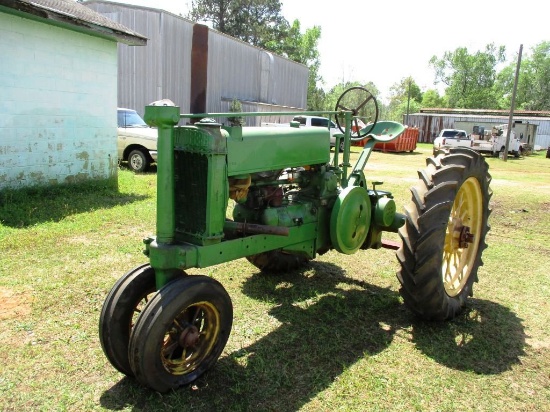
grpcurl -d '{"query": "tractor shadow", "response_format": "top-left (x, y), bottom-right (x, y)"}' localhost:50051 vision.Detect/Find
top-left (100, 261), bottom-right (526, 411)
top-left (410, 298), bottom-right (527, 374)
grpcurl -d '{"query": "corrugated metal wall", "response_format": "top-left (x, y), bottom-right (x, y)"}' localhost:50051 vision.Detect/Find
top-left (84, 2), bottom-right (308, 123)
top-left (405, 113), bottom-right (550, 149)
top-left (208, 31), bottom-right (308, 125)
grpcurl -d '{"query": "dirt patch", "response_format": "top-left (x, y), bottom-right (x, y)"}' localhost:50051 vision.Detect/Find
top-left (0, 287), bottom-right (33, 320)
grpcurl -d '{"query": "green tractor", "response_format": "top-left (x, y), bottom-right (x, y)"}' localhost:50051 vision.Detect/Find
top-left (99, 88), bottom-right (491, 392)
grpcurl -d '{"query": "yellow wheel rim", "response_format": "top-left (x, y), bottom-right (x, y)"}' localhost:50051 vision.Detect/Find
top-left (161, 301), bottom-right (220, 375)
top-left (442, 177), bottom-right (483, 297)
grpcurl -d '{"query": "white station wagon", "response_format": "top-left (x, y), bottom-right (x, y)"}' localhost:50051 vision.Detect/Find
top-left (117, 108), bottom-right (158, 172)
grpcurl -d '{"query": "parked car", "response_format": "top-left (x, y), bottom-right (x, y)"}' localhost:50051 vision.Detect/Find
top-left (433, 129), bottom-right (472, 155)
top-left (292, 115), bottom-right (344, 151)
top-left (117, 108), bottom-right (158, 172)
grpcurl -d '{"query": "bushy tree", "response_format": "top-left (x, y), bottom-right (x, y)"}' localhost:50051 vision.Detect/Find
top-left (495, 41), bottom-right (550, 111)
top-left (421, 89), bottom-right (447, 108)
top-left (228, 98), bottom-right (244, 126)
top-left (323, 81), bottom-right (380, 125)
top-left (429, 44), bottom-right (506, 109)
top-left (264, 19), bottom-right (323, 110)
top-left (386, 77), bottom-right (422, 122)
top-left (188, 1), bottom-right (322, 110)
top-left (188, 0), bottom-right (286, 49)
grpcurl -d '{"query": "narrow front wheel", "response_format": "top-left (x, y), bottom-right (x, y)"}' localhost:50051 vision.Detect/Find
top-left (99, 264), bottom-right (156, 376)
top-left (129, 275), bottom-right (233, 392)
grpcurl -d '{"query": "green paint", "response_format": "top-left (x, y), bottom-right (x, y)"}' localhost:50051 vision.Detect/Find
top-left (142, 105), bottom-right (406, 288)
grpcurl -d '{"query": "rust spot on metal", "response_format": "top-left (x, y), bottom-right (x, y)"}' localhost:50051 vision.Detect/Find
top-left (459, 226), bottom-right (475, 248)
top-left (179, 325), bottom-right (200, 348)
top-left (190, 24), bottom-right (209, 118)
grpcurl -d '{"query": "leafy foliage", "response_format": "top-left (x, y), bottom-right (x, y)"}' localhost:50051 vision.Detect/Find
top-left (495, 42), bottom-right (550, 111)
top-left (188, 0), bottom-right (322, 110)
top-left (421, 89), bottom-right (447, 108)
top-left (386, 77), bottom-right (423, 122)
top-left (188, 0), bottom-right (285, 49)
top-left (429, 44), bottom-right (506, 109)
top-left (228, 98), bottom-right (244, 126)
top-left (270, 20), bottom-right (323, 110)
top-left (324, 81), bottom-right (380, 113)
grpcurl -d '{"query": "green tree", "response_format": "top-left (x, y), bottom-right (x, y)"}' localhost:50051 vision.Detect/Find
top-left (526, 41), bottom-right (550, 110)
top-left (324, 81), bottom-right (380, 125)
top-left (188, 1), bottom-right (322, 110)
top-left (421, 89), bottom-right (447, 108)
top-left (273, 20), bottom-right (322, 110)
top-left (495, 42), bottom-right (550, 111)
top-left (430, 44), bottom-right (506, 109)
top-left (228, 98), bottom-right (244, 126)
top-left (188, 0), bottom-right (231, 32)
top-left (386, 77), bottom-right (422, 122)
top-left (188, 0), bottom-right (287, 49)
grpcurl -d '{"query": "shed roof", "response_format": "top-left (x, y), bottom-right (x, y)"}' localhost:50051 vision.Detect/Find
top-left (0, 0), bottom-right (147, 45)
top-left (419, 107), bottom-right (550, 118)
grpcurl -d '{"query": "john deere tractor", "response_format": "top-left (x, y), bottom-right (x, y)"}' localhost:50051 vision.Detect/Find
top-left (99, 87), bottom-right (491, 392)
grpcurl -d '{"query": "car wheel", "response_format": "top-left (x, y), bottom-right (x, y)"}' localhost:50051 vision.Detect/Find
top-left (128, 149), bottom-right (149, 173)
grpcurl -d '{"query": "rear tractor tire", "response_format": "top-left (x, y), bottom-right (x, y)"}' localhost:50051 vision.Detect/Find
top-left (397, 147), bottom-right (492, 320)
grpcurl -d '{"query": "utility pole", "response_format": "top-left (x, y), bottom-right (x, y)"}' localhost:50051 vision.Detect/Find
top-left (504, 44), bottom-right (523, 161)
top-left (406, 78), bottom-right (411, 126)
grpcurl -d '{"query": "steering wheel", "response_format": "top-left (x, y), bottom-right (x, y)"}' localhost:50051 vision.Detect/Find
top-left (334, 87), bottom-right (379, 139)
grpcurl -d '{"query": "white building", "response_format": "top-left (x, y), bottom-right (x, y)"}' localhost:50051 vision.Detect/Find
top-left (0, 0), bottom-right (146, 190)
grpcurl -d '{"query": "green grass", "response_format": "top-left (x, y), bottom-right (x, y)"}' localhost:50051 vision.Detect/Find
top-left (1, 144), bottom-right (549, 411)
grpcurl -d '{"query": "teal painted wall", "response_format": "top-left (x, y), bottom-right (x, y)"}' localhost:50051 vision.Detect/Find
top-left (0, 12), bottom-right (118, 189)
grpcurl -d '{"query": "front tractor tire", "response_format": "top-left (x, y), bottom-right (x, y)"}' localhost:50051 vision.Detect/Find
top-left (129, 275), bottom-right (233, 393)
top-left (397, 148), bottom-right (492, 320)
top-left (99, 263), bottom-right (156, 377)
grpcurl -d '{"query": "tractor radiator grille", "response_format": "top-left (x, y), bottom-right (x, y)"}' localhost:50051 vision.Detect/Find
top-left (174, 151), bottom-right (208, 241)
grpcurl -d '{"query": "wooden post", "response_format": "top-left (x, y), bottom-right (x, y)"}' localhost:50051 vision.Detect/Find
top-left (504, 44), bottom-right (523, 161)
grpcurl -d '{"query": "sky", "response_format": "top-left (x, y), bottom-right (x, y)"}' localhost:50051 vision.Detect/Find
top-left (108, 0), bottom-right (548, 102)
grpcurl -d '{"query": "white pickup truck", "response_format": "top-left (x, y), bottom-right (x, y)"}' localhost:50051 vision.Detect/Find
top-left (117, 108), bottom-right (158, 172)
top-left (432, 129), bottom-right (472, 155)
top-left (261, 115), bottom-right (344, 151)
top-left (471, 124), bottom-right (522, 157)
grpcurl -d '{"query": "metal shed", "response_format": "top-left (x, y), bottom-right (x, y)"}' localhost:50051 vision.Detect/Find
top-left (84, 1), bottom-right (309, 125)
top-left (405, 109), bottom-right (550, 149)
